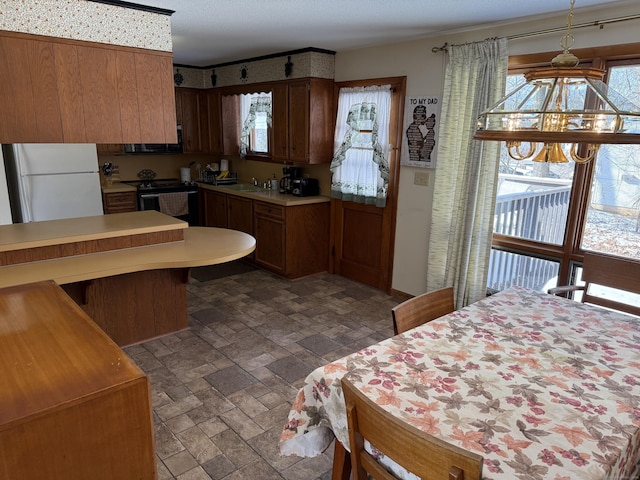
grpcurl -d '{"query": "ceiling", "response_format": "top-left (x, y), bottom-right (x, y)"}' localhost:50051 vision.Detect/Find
top-left (134, 0), bottom-right (632, 67)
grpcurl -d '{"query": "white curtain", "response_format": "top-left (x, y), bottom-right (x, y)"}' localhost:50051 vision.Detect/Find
top-left (426, 38), bottom-right (508, 307)
top-left (239, 92), bottom-right (272, 157)
top-left (330, 85), bottom-right (391, 207)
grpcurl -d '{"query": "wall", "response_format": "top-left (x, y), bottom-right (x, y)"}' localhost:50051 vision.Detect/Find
top-left (334, 1), bottom-right (640, 296)
top-left (0, 0), bottom-right (172, 51)
top-left (173, 49), bottom-right (335, 88)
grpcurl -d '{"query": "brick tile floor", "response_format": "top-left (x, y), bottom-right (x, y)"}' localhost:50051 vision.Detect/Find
top-left (124, 263), bottom-right (398, 480)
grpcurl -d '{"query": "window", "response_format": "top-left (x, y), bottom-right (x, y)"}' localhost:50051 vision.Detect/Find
top-left (240, 92), bottom-right (272, 157)
top-left (330, 85), bottom-right (392, 207)
top-left (488, 45), bottom-right (640, 295)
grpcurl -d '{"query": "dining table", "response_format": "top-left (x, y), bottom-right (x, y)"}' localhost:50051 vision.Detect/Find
top-left (279, 285), bottom-right (640, 480)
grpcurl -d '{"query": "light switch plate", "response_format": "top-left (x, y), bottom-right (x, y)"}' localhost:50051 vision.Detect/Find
top-left (414, 171), bottom-right (430, 186)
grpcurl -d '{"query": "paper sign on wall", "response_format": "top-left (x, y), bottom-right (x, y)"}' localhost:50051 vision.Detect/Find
top-left (401, 96), bottom-right (441, 169)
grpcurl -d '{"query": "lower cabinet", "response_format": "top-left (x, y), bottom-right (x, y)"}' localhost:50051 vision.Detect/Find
top-left (102, 191), bottom-right (137, 214)
top-left (202, 190), bottom-right (227, 227)
top-left (253, 202), bottom-right (286, 274)
top-left (200, 189), bottom-right (329, 278)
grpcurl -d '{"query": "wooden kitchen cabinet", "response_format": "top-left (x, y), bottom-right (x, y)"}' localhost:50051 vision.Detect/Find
top-left (103, 191), bottom-right (137, 214)
top-left (201, 189), bottom-right (228, 227)
top-left (0, 281), bottom-right (156, 480)
top-left (253, 200), bottom-right (330, 278)
top-left (253, 202), bottom-right (286, 274)
top-left (271, 78), bottom-right (334, 164)
top-left (178, 88), bottom-right (206, 153)
top-left (228, 195), bottom-right (254, 235)
top-left (0, 30), bottom-right (176, 144)
top-left (176, 88), bottom-right (222, 154)
top-left (97, 143), bottom-right (125, 155)
top-left (200, 188), bottom-right (329, 277)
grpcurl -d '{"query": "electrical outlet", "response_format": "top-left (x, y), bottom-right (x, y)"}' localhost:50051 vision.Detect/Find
top-left (414, 171), bottom-right (430, 186)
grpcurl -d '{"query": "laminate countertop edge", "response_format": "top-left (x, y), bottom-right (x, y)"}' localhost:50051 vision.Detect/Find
top-left (197, 182), bottom-right (331, 206)
top-left (0, 227), bottom-right (256, 289)
top-left (0, 211), bottom-right (187, 253)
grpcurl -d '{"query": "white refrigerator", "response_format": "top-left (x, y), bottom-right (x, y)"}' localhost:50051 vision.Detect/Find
top-left (2, 144), bottom-right (104, 223)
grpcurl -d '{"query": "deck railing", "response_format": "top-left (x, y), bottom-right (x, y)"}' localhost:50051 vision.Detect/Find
top-left (488, 177), bottom-right (572, 291)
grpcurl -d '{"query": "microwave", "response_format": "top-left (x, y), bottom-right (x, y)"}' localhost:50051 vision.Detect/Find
top-left (124, 125), bottom-right (183, 154)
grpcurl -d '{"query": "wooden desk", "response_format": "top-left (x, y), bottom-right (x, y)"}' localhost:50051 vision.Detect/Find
top-left (0, 281), bottom-right (156, 479)
top-left (280, 286), bottom-right (640, 480)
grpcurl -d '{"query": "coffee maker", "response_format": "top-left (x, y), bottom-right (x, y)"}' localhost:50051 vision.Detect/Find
top-left (279, 166), bottom-right (302, 194)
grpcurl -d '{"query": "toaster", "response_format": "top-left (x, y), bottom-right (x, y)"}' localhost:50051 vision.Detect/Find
top-left (292, 178), bottom-right (320, 197)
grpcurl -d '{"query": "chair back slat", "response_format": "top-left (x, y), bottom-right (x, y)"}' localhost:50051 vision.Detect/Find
top-left (342, 377), bottom-right (483, 480)
top-left (392, 287), bottom-right (454, 335)
top-left (581, 253), bottom-right (640, 316)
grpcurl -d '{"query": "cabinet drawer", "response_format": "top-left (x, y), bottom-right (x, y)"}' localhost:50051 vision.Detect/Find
top-left (103, 192), bottom-right (137, 214)
top-left (254, 201), bottom-right (284, 219)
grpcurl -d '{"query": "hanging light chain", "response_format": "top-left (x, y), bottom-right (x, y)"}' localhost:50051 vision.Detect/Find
top-left (560, 0), bottom-right (576, 54)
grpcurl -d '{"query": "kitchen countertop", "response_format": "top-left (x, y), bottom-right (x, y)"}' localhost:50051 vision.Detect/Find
top-left (0, 211), bottom-right (186, 253)
top-left (197, 182), bottom-right (331, 206)
top-left (101, 182), bottom-right (137, 193)
top-left (0, 226), bottom-right (256, 289)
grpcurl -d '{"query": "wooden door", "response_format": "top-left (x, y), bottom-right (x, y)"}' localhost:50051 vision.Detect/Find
top-left (330, 77), bottom-right (406, 293)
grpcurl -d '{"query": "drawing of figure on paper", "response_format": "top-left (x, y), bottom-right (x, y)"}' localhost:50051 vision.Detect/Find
top-left (406, 106), bottom-right (437, 162)
top-left (423, 113), bottom-right (436, 161)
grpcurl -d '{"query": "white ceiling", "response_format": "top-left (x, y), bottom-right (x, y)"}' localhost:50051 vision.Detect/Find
top-left (134, 0), bottom-right (633, 67)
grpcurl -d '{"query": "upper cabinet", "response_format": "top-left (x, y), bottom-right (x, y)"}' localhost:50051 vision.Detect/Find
top-left (176, 87), bottom-right (223, 154)
top-left (0, 31), bottom-right (177, 144)
top-left (220, 78), bottom-right (334, 164)
top-left (272, 78), bottom-right (334, 164)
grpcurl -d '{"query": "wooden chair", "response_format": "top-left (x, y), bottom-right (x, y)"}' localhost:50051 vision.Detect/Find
top-left (341, 377), bottom-right (483, 480)
top-left (392, 287), bottom-right (454, 335)
top-left (548, 252), bottom-right (640, 317)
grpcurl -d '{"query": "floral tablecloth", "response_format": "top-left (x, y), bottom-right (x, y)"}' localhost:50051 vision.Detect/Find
top-left (279, 286), bottom-right (640, 480)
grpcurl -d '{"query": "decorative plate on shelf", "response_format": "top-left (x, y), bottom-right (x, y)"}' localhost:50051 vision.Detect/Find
top-left (137, 169), bottom-right (157, 181)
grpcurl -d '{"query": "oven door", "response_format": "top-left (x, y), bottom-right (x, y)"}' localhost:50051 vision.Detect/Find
top-left (139, 190), bottom-right (199, 226)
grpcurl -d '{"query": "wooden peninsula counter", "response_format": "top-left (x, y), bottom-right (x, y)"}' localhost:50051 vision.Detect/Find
top-left (0, 211), bottom-right (256, 345)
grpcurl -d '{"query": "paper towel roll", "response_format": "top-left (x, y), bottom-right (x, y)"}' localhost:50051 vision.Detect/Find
top-left (220, 159), bottom-right (229, 172)
top-left (180, 167), bottom-right (190, 183)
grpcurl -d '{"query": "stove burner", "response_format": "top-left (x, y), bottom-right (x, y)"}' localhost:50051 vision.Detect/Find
top-left (124, 179), bottom-right (198, 192)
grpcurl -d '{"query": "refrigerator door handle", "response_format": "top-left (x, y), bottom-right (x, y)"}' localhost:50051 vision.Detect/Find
top-left (15, 158), bottom-right (33, 222)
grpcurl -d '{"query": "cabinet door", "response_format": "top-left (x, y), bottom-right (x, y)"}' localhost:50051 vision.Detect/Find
top-left (288, 81), bottom-right (310, 163)
top-left (0, 36), bottom-right (46, 142)
top-left (77, 45), bottom-right (122, 143)
top-left (206, 90), bottom-right (223, 154)
top-left (202, 190), bottom-right (228, 227)
top-left (254, 214), bottom-right (286, 274)
top-left (271, 83), bottom-right (289, 162)
top-left (254, 202), bottom-right (286, 274)
top-left (135, 52), bottom-right (177, 144)
top-left (227, 196), bottom-right (253, 235)
top-left (180, 89), bottom-right (202, 153)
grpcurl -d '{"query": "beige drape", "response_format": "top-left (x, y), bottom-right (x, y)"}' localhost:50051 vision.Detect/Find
top-left (426, 38), bottom-right (508, 307)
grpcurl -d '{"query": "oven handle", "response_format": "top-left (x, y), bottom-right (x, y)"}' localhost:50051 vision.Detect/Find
top-left (139, 191), bottom-right (197, 199)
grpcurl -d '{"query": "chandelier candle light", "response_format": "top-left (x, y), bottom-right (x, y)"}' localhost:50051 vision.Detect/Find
top-left (474, 0), bottom-right (640, 163)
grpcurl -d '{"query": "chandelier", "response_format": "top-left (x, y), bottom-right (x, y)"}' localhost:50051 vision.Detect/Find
top-left (474, 0), bottom-right (640, 163)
